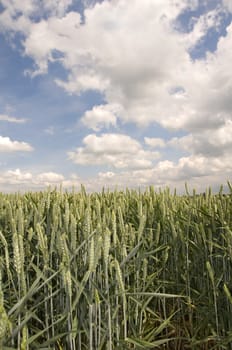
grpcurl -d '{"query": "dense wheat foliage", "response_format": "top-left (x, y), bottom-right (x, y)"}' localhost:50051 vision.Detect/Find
top-left (0, 184), bottom-right (232, 349)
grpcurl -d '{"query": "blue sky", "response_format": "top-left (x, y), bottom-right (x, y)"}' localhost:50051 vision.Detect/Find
top-left (0, 0), bottom-right (232, 192)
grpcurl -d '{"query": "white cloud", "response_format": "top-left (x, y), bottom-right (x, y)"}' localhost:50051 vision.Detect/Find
top-left (1, 0), bottom-right (231, 133)
top-left (183, 6), bottom-right (226, 50)
top-left (81, 0), bottom-right (103, 9)
top-left (98, 171), bottom-right (115, 179)
top-left (169, 119), bottom-right (232, 157)
top-left (55, 67), bottom-right (109, 94)
top-left (0, 0), bottom-right (36, 17)
top-left (92, 152), bottom-right (232, 192)
top-left (0, 169), bottom-right (79, 191)
top-left (68, 133), bottom-right (160, 169)
top-left (2, 169), bottom-right (33, 184)
top-left (81, 104), bottom-right (120, 131)
top-left (36, 172), bottom-right (64, 183)
top-left (144, 137), bottom-right (166, 148)
top-left (0, 0), bottom-right (232, 192)
top-left (0, 114), bottom-right (27, 123)
top-left (223, 0), bottom-right (232, 13)
top-left (0, 9), bottom-right (31, 35)
top-left (0, 0), bottom-right (72, 19)
top-left (3, 0), bottom-right (229, 135)
top-left (0, 151), bottom-right (231, 193)
top-left (42, 0), bottom-right (73, 17)
top-left (0, 136), bottom-right (33, 152)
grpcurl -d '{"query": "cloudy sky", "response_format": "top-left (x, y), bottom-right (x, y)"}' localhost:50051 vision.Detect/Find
top-left (0, 0), bottom-right (232, 192)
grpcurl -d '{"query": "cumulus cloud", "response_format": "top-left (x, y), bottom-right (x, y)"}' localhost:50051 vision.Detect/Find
top-left (93, 152), bottom-right (232, 192)
top-left (223, 0), bottom-right (232, 13)
top-left (0, 136), bottom-right (33, 152)
top-left (0, 0), bottom-right (36, 17)
top-left (0, 151), bottom-right (231, 193)
top-left (0, 0), bottom-right (231, 191)
top-left (2, 0), bottom-right (229, 134)
top-left (144, 137), bottom-right (166, 148)
top-left (183, 6), bottom-right (227, 50)
top-left (42, 0), bottom-right (73, 17)
top-left (36, 172), bottom-right (64, 183)
top-left (169, 119), bottom-right (232, 157)
top-left (2, 169), bottom-right (33, 184)
top-left (0, 0), bottom-right (72, 19)
top-left (68, 133), bottom-right (160, 169)
top-left (81, 104), bottom-right (119, 131)
top-left (81, 0), bottom-right (103, 9)
top-left (0, 169), bottom-right (81, 191)
top-left (1, 0), bottom-right (231, 132)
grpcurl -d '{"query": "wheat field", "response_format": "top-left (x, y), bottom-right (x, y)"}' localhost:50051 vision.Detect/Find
top-left (0, 183), bottom-right (232, 349)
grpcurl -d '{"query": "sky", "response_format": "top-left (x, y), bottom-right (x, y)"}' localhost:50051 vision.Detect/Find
top-left (0, 0), bottom-right (232, 193)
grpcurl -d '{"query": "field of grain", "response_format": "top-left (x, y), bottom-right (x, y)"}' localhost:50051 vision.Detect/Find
top-left (0, 184), bottom-right (232, 349)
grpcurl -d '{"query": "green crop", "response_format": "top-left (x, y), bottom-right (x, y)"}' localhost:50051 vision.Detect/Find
top-left (0, 183), bottom-right (231, 349)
